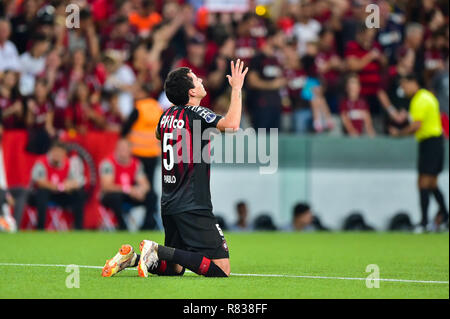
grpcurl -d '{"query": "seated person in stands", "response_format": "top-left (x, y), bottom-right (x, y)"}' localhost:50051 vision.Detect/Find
top-left (99, 138), bottom-right (157, 230)
top-left (230, 201), bottom-right (252, 232)
top-left (30, 141), bottom-right (86, 230)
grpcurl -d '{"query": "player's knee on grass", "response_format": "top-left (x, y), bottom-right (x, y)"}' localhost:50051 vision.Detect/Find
top-left (212, 259), bottom-right (230, 277)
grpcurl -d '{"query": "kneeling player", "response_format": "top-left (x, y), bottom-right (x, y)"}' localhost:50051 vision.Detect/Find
top-left (102, 59), bottom-right (248, 278)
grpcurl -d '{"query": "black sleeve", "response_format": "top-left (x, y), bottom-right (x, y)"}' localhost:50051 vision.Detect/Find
top-left (192, 106), bottom-right (223, 130)
top-left (120, 108), bottom-right (139, 137)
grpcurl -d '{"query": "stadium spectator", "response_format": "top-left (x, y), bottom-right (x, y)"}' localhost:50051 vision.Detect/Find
top-left (247, 25), bottom-right (286, 131)
top-left (99, 139), bottom-right (157, 230)
top-left (424, 30), bottom-right (448, 88)
top-left (316, 28), bottom-right (344, 113)
top-left (376, 0), bottom-right (405, 65)
top-left (282, 36), bottom-right (310, 133)
top-left (399, 23), bottom-right (425, 84)
top-left (207, 36), bottom-right (236, 115)
top-left (345, 24), bottom-right (387, 115)
top-left (129, 40), bottom-right (162, 97)
top-left (51, 48), bottom-right (89, 130)
top-left (101, 89), bottom-right (125, 132)
top-left (25, 77), bottom-right (55, 154)
top-left (301, 41), bottom-right (334, 132)
top-left (431, 58), bottom-right (449, 117)
top-left (18, 33), bottom-right (50, 97)
top-left (288, 202), bottom-right (327, 232)
top-left (292, 0), bottom-right (321, 57)
top-left (101, 15), bottom-right (135, 60)
top-left (234, 13), bottom-right (260, 66)
top-left (103, 50), bottom-right (137, 118)
top-left (0, 69), bottom-right (23, 129)
top-left (0, 18), bottom-right (21, 72)
top-left (29, 141), bottom-right (86, 230)
top-left (128, 0), bottom-right (162, 39)
top-left (65, 82), bottom-right (105, 134)
top-left (339, 74), bottom-right (376, 137)
top-left (175, 33), bottom-right (211, 108)
top-left (67, 7), bottom-right (100, 59)
top-left (253, 214), bottom-right (277, 231)
top-left (292, 203), bottom-right (313, 231)
top-left (230, 201), bottom-right (252, 232)
top-left (9, 0), bottom-right (39, 54)
top-left (383, 48), bottom-right (415, 134)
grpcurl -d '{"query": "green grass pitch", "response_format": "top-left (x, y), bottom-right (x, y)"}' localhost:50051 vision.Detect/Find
top-left (0, 231), bottom-right (448, 299)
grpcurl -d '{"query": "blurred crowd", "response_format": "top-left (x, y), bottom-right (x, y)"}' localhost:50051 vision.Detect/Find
top-left (0, 0), bottom-right (448, 138)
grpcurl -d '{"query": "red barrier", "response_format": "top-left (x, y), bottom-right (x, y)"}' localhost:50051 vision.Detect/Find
top-left (1, 130), bottom-right (120, 229)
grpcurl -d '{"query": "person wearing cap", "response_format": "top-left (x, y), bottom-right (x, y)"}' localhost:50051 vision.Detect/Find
top-left (389, 74), bottom-right (448, 232)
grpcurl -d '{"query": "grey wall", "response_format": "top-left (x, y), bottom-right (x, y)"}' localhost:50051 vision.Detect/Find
top-left (154, 135), bottom-right (449, 230)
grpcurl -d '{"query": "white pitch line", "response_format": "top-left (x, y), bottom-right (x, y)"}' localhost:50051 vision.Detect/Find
top-left (0, 263), bottom-right (448, 284)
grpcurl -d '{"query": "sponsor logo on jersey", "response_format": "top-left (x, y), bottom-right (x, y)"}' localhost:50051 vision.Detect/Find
top-left (160, 115), bottom-right (185, 129)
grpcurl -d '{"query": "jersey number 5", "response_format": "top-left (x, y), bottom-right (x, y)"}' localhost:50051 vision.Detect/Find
top-left (163, 133), bottom-right (174, 171)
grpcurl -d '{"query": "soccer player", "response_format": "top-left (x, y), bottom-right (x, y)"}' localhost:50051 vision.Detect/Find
top-left (102, 59), bottom-right (248, 278)
top-left (389, 74), bottom-right (449, 232)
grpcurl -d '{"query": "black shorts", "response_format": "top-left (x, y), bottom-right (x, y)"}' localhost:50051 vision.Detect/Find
top-left (418, 135), bottom-right (444, 175)
top-left (162, 210), bottom-right (229, 260)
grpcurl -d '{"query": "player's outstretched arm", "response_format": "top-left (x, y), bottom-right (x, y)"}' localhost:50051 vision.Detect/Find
top-left (217, 59), bottom-right (248, 132)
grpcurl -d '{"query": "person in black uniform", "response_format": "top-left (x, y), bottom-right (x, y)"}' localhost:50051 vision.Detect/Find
top-left (102, 60), bottom-right (248, 278)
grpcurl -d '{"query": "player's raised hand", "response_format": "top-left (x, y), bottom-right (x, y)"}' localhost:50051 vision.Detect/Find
top-left (226, 59), bottom-right (249, 90)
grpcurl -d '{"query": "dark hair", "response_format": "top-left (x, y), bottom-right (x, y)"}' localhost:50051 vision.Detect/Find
top-left (399, 73), bottom-right (419, 83)
top-left (345, 73), bottom-right (359, 85)
top-left (164, 67), bottom-right (194, 106)
top-left (101, 88), bottom-right (119, 101)
top-left (31, 32), bottom-right (49, 44)
top-left (50, 140), bottom-right (67, 151)
top-left (80, 7), bottom-right (91, 20)
top-left (265, 22), bottom-right (280, 39)
top-left (293, 203), bottom-right (311, 218)
top-left (319, 27), bottom-right (333, 38)
top-left (236, 201), bottom-right (246, 210)
top-left (356, 22), bottom-right (368, 35)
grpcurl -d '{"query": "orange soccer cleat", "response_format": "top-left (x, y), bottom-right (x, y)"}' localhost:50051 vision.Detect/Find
top-left (102, 244), bottom-right (137, 277)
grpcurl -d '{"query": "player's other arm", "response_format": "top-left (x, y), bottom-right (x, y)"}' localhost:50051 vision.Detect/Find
top-left (217, 59), bottom-right (249, 132)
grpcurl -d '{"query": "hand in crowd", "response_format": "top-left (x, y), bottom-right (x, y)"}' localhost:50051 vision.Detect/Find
top-left (129, 187), bottom-right (146, 202)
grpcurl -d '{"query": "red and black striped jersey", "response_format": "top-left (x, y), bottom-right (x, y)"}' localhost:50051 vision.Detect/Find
top-left (157, 105), bottom-right (223, 215)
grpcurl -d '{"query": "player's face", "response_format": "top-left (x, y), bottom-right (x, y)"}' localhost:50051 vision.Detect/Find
top-left (188, 72), bottom-right (207, 99)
